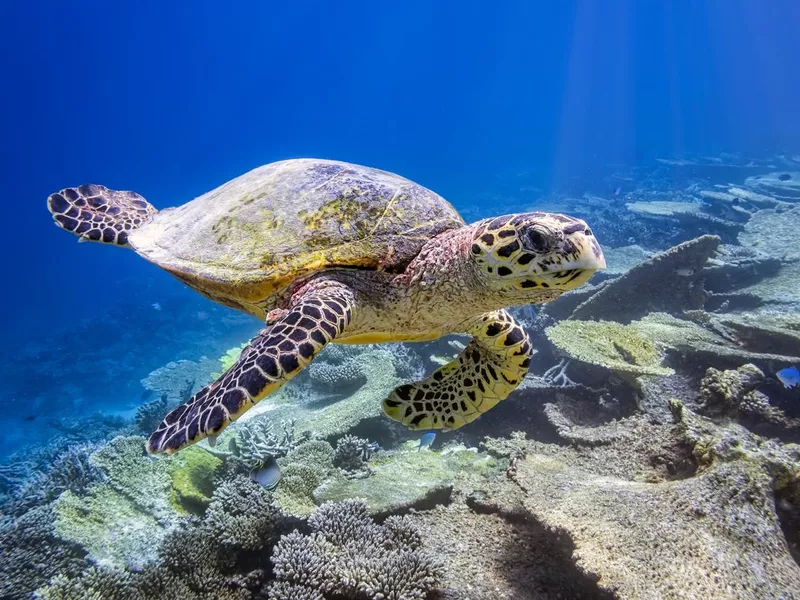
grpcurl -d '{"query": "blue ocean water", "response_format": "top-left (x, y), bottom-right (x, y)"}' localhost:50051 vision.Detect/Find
top-left (2, 2), bottom-right (800, 597)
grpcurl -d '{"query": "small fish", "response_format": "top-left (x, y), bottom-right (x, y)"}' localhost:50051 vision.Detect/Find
top-left (614, 186), bottom-right (622, 197)
top-left (675, 268), bottom-right (695, 277)
top-left (776, 366), bottom-right (800, 389)
top-left (152, 302), bottom-right (162, 311)
top-left (418, 432), bottom-right (436, 451)
top-left (23, 415), bottom-right (37, 422)
top-left (196, 311), bottom-right (209, 321)
top-left (251, 456), bottom-right (281, 490)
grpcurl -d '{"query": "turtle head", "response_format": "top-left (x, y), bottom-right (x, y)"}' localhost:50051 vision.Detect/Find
top-left (469, 212), bottom-right (606, 303)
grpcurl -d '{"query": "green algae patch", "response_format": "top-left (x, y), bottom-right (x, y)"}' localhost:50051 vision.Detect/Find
top-left (546, 319), bottom-right (673, 378)
top-left (168, 446), bottom-right (223, 515)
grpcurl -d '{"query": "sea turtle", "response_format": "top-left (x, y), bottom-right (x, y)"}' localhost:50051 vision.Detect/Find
top-left (47, 159), bottom-right (606, 454)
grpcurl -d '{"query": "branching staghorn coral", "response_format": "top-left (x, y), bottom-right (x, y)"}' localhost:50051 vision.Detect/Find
top-left (2, 443), bottom-right (107, 517)
top-left (36, 473), bottom-right (286, 600)
top-left (332, 435), bottom-right (379, 475)
top-left (269, 499), bottom-right (441, 600)
top-left (1, 504), bottom-right (88, 599)
top-left (134, 393), bottom-right (170, 434)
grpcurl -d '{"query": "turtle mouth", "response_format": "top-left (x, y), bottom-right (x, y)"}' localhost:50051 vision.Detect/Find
top-left (544, 268), bottom-right (598, 289)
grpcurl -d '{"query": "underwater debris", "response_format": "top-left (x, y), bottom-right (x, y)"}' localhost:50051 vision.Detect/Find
top-left (541, 357), bottom-right (577, 387)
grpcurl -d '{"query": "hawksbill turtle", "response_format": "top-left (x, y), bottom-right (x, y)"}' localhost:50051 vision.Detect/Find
top-left (47, 159), bottom-right (606, 454)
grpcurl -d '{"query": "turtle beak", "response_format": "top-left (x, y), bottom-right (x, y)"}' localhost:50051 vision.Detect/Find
top-left (540, 226), bottom-right (605, 290)
top-left (560, 229), bottom-right (606, 272)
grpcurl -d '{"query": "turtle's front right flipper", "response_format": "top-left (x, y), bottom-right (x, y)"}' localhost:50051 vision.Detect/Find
top-left (47, 184), bottom-right (157, 247)
top-left (146, 283), bottom-right (355, 454)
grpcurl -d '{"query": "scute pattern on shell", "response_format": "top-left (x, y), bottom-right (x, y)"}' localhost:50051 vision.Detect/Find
top-left (128, 159), bottom-right (465, 314)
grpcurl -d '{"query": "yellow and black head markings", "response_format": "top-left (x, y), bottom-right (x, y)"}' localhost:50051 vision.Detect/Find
top-left (469, 212), bottom-right (606, 295)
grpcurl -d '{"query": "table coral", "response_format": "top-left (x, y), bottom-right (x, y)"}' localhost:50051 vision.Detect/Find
top-left (545, 319), bottom-right (673, 379)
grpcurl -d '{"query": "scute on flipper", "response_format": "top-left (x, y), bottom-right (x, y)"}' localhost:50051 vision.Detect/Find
top-left (127, 159), bottom-right (464, 308)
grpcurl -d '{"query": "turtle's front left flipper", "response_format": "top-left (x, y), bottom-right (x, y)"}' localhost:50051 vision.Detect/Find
top-left (147, 283), bottom-right (354, 454)
top-left (382, 309), bottom-right (531, 431)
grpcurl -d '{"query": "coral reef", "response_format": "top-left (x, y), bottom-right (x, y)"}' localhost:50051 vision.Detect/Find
top-left (268, 499), bottom-right (441, 600)
top-left (169, 445), bottom-right (223, 514)
top-left (2, 442), bottom-right (106, 517)
top-left (631, 313), bottom-right (800, 372)
top-left (332, 434), bottom-right (377, 475)
top-left (626, 200), bottom-right (743, 241)
top-left (699, 364), bottom-right (798, 433)
top-left (0, 505), bottom-right (87, 599)
top-left (699, 363), bottom-right (765, 417)
top-left (204, 475), bottom-right (283, 550)
top-left (745, 171), bottom-right (800, 199)
top-left (315, 443), bottom-right (496, 517)
top-left (273, 441), bottom-right (335, 517)
top-left (14, 156), bottom-right (800, 600)
top-left (234, 417), bottom-right (299, 468)
top-left (563, 235), bottom-right (721, 322)
top-left (134, 394), bottom-right (169, 435)
top-left (738, 205), bottom-right (800, 260)
top-left (51, 436), bottom-right (183, 569)
top-left (141, 358), bottom-right (215, 402)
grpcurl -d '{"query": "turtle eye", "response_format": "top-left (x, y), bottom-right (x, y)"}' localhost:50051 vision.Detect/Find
top-left (520, 226), bottom-right (553, 253)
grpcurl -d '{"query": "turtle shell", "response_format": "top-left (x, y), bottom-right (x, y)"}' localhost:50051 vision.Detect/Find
top-left (129, 159), bottom-right (464, 313)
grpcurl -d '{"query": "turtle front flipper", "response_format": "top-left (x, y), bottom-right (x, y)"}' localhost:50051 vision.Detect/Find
top-left (47, 184), bottom-right (157, 247)
top-left (147, 283), bottom-right (355, 454)
top-left (383, 310), bottom-right (531, 431)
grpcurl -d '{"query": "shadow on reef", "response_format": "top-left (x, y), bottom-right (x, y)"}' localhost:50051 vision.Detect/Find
top-left (461, 495), bottom-right (617, 600)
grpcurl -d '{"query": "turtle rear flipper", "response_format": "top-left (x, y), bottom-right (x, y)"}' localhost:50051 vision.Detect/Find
top-left (47, 184), bottom-right (157, 247)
